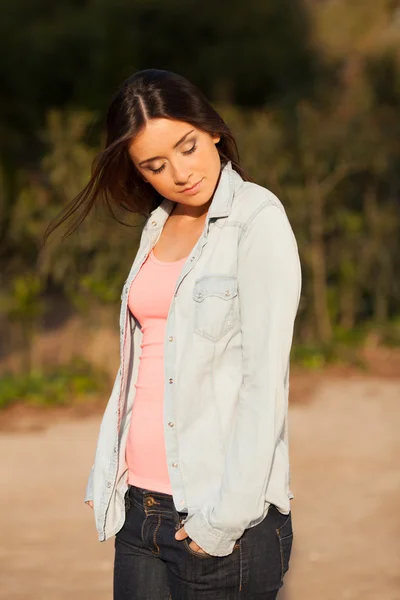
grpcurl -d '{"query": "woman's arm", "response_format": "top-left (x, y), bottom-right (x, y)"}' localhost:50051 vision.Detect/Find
top-left (183, 202), bottom-right (302, 556)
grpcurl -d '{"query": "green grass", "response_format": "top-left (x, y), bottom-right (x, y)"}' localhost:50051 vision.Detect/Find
top-left (291, 343), bottom-right (368, 370)
top-left (290, 321), bottom-right (400, 371)
top-left (0, 358), bottom-right (109, 409)
top-left (291, 325), bottom-right (370, 370)
top-left (377, 319), bottom-right (400, 348)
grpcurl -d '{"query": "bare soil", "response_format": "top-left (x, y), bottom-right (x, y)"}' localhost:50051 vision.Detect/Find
top-left (0, 370), bottom-right (399, 599)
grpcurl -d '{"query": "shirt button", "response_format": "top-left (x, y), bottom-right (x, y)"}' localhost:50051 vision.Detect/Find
top-left (151, 220), bottom-right (157, 226)
top-left (224, 290), bottom-right (231, 296)
top-left (190, 257), bottom-right (195, 262)
top-left (180, 500), bottom-right (185, 505)
top-left (168, 421), bottom-right (175, 427)
top-left (169, 378), bottom-right (174, 384)
top-left (172, 462), bottom-right (179, 468)
top-left (107, 482), bottom-right (112, 488)
top-left (168, 336), bottom-right (174, 342)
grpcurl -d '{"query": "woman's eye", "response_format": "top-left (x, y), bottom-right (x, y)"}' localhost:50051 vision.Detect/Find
top-left (150, 164), bottom-right (166, 175)
top-left (147, 143), bottom-right (196, 175)
top-left (183, 143), bottom-right (197, 156)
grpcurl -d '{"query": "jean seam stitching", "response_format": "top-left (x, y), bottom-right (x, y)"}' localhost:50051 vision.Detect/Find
top-left (239, 539), bottom-right (243, 592)
top-left (152, 514), bottom-right (161, 555)
top-left (276, 529), bottom-right (284, 581)
top-left (276, 512), bottom-right (292, 535)
top-left (141, 515), bottom-right (148, 549)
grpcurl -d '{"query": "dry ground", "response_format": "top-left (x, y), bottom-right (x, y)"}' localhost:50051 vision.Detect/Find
top-left (0, 372), bottom-right (399, 600)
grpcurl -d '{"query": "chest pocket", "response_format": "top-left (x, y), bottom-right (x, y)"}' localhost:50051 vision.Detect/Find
top-left (193, 275), bottom-right (238, 341)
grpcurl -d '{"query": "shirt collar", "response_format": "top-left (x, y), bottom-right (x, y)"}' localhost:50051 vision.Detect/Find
top-left (207, 159), bottom-right (235, 218)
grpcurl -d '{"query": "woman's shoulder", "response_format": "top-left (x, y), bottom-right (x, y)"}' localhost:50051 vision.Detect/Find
top-left (230, 174), bottom-right (288, 228)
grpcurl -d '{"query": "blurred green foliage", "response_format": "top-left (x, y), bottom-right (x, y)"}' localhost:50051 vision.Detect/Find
top-left (0, 358), bottom-right (108, 409)
top-left (0, 0), bottom-right (399, 385)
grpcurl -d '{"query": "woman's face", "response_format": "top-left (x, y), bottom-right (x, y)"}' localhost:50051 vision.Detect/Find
top-left (128, 118), bottom-right (221, 209)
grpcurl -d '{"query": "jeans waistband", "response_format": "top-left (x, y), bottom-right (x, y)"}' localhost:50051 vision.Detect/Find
top-left (128, 484), bottom-right (188, 516)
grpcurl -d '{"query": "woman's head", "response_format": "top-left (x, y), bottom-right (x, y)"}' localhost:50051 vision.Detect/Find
top-left (45, 69), bottom-right (252, 239)
top-left (128, 117), bottom-right (221, 212)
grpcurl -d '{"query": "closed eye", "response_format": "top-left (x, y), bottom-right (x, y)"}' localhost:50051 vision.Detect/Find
top-left (150, 164), bottom-right (166, 174)
top-left (148, 143), bottom-right (197, 175)
top-left (183, 143), bottom-right (197, 156)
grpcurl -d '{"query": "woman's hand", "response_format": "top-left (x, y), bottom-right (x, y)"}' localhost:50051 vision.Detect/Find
top-left (85, 502), bottom-right (209, 554)
top-left (175, 525), bottom-right (210, 555)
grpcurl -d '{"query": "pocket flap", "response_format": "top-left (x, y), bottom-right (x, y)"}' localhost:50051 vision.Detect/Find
top-left (193, 275), bottom-right (238, 302)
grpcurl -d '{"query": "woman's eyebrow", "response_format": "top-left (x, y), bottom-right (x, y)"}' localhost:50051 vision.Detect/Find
top-left (138, 129), bottom-right (195, 166)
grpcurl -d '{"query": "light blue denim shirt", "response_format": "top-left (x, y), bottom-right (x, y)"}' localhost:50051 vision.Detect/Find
top-left (84, 160), bottom-right (302, 557)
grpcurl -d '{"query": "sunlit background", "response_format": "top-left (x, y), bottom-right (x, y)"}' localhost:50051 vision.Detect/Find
top-left (1, 1), bottom-right (399, 598)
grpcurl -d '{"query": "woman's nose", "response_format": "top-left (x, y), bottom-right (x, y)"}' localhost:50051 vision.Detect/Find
top-left (172, 164), bottom-right (192, 186)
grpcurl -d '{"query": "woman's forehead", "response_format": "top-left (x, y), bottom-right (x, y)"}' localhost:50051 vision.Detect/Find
top-left (128, 119), bottom-right (198, 161)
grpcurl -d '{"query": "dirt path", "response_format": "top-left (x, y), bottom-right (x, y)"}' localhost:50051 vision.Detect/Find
top-left (0, 375), bottom-right (399, 600)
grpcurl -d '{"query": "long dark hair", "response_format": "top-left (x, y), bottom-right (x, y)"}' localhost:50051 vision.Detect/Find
top-left (44, 69), bottom-right (253, 240)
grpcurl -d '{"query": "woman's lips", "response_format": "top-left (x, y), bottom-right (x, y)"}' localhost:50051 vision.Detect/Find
top-left (181, 178), bottom-right (203, 195)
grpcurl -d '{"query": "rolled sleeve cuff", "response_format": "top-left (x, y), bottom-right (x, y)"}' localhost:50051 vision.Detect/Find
top-left (182, 511), bottom-right (241, 557)
top-left (84, 465), bottom-right (94, 503)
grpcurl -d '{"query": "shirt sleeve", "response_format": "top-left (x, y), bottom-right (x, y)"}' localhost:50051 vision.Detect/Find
top-left (84, 464), bottom-right (95, 503)
top-left (183, 203), bottom-right (302, 556)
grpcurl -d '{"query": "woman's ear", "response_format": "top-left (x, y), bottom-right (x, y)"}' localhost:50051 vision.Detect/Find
top-left (212, 133), bottom-right (221, 144)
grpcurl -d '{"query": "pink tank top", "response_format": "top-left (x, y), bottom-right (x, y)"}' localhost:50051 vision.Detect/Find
top-left (125, 248), bottom-right (188, 494)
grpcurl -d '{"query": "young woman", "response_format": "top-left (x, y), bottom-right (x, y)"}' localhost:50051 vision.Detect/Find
top-left (50, 69), bottom-right (302, 599)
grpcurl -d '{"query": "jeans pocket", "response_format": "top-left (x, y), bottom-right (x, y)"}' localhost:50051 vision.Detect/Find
top-left (276, 512), bottom-right (293, 580)
top-left (182, 537), bottom-right (241, 559)
top-left (183, 538), bottom-right (215, 559)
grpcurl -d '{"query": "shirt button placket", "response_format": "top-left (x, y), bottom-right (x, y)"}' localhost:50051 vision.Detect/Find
top-left (165, 299), bottom-right (184, 504)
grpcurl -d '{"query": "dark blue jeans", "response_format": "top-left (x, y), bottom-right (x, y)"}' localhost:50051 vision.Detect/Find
top-left (114, 484), bottom-right (293, 600)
